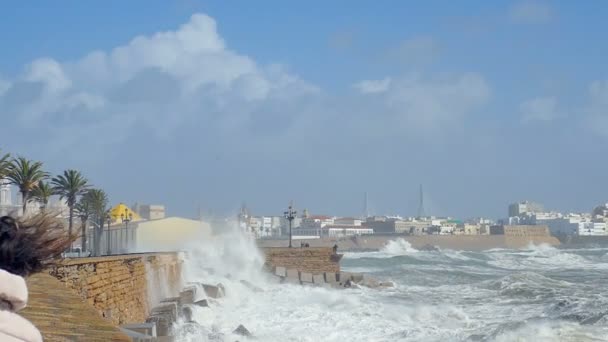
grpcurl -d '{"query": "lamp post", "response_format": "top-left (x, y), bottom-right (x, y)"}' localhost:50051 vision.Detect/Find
top-left (283, 204), bottom-right (297, 248)
top-left (121, 209), bottom-right (133, 253)
top-left (106, 214), bottom-right (111, 255)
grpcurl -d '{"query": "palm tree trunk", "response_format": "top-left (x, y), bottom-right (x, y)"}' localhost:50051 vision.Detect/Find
top-left (21, 191), bottom-right (27, 215)
top-left (68, 206), bottom-right (74, 251)
top-left (81, 219), bottom-right (87, 254)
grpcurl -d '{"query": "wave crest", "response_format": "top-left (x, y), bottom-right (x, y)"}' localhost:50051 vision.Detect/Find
top-left (380, 238), bottom-right (418, 255)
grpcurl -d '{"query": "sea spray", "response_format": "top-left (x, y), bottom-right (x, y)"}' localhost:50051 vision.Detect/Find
top-left (170, 227), bottom-right (608, 341)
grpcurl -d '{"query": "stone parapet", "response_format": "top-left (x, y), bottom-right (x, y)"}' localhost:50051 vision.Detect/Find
top-left (48, 252), bottom-right (183, 326)
top-left (261, 247), bottom-right (341, 274)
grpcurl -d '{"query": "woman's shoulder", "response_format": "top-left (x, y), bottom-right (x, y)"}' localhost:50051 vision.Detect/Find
top-left (0, 310), bottom-right (43, 342)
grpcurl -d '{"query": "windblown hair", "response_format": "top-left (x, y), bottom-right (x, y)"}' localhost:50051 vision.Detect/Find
top-left (0, 214), bottom-right (75, 277)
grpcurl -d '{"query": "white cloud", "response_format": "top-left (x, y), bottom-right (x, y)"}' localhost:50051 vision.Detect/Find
top-left (354, 73), bottom-right (490, 129)
top-left (386, 36), bottom-right (440, 65)
top-left (586, 80), bottom-right (608, 137)
top-left (509, 1), bottom-right (554, 24)
top-left (0, 78), bottom-right (10, 97)
top-left (353, 77), bottom-right (392, 94)
top-left (0, 13), bottom-right (317, 155)
top-left (520, 96), bottom-right (560, 123)
top-left (386, 73), bottom-right (490, 127)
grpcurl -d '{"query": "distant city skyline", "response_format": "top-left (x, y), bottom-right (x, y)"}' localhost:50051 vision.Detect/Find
top-left (2, 2), bottom-right (607, 219)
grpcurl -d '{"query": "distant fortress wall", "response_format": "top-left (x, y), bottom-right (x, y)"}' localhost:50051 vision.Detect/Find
top-left (258, 233), bottom-right (560, 252)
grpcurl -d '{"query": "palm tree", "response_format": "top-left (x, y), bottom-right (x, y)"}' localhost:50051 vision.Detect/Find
top-left (75, 193), bottom-right (93, 254)
top-left (31, 180), bottom-right (54, 212)
top-left (0, 150), bottom-right (10, 179)
top-left (6, 157), bottom-right (48, 214)
top-left (51, 170), bottom-right (90, 244)
top-left (86, 188), bottom-right (109, 256)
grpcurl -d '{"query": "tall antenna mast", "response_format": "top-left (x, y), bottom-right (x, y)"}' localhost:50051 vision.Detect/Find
top-left (363, 191), bottom-right (369, 218)
top-left (417, 184), bottom-right (426, 219)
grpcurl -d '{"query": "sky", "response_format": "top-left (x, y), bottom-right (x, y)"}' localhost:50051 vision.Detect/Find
top-left (1, 1), bottom-right (607, 219)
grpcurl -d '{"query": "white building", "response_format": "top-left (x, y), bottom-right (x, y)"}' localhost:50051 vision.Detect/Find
top-left (334, 217), bottom-right (362, 226)
top-left (508, 201), bottom-right (544, 217)
top-left (326, 225), bottom-right (373, 238)
top-left (292, 224), bottom-right (373, 238)
top-left (579, 222), bottom-right (607, 236)
top-left (0, 178), bottom-right (15, 216)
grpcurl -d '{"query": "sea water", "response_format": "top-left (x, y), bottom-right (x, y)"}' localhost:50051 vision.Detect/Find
top-left (173, 235), bottom-right (608, 341)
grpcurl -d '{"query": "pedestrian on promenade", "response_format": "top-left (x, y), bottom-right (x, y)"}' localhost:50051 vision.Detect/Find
top-left (0, 215), bottom-right (73, 342)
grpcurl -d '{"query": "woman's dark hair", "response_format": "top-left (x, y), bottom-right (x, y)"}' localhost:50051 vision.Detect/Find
top-left (0, 214), bottom-right (75, 277)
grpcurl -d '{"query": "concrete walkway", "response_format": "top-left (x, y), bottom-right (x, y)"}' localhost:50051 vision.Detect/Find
top-left (21, 273), bottom-right (131, 342)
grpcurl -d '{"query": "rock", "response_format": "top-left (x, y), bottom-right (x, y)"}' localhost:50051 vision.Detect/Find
top-left (233, 324), bottom-right (252, 337)
top-left (324, 272), bottom-right (338, 283)
top-left (300, 272), bottom-right (313, 283)
top-left (150, 302), bottom-right (178, 322)
top-left (379, 281), bottom-right (395, 288)
top-left (146, 314), bottom-right (172, 337)
top-left (284, 269), bottom-right (301, 284)
top-left (182, 306), bottom-right (194, 322)
top-left (194, 299), bottom-right (209, 307)
top-left (358, 278), bottom-right (380, 288)
top-left (161, 296), bottom-right (182, 305)
top-left (419, 244), bottom-right (439, 251)
top-left (350, 273), bottom-right (364, 283)
top-left (203, 283), bottom-right (225, 298)
top-left (337, 272), bottom-right (351, 282)
top-left (312, 274), bottom-right (325, 284)
top-left (180, 287), bottom-right (197, 304)
top-left (240, 279), bottom-right (263, 292)
top-left (343, 279), bottom-right (360, 289)
top-left (274, 266), bottom-right (286, 277)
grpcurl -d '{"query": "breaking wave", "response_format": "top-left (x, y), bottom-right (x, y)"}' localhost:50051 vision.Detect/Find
top-left (170, 231), bottom-right (608, 341)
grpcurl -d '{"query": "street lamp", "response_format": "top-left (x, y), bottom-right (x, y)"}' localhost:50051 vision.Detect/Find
top-left (120, 209), bottom-right (133, 253)
top-left (284, 204), bottom-right (297, 248)
top-left (106, 214), bottom-right (112, 255)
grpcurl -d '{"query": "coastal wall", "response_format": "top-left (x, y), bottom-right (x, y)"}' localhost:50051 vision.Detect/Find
top-left (49, 253), bottom-right (183, 326)
top-left (258, 234), bottom-right (560, 251)
top-left (261, 247), bottom-right (341, 273)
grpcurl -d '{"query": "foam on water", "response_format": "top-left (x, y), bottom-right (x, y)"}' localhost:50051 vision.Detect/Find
top-left (343, 238), bottom-right (418, 259)
top-left (172, 231), bottom-right (608, 341)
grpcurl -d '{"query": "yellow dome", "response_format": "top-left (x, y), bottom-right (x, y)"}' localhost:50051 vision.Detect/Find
top-left (109, 203), bottom-right (142, 222)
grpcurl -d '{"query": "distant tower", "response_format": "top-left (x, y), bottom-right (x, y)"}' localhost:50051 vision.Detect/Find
top-left (363, 192), bottom-right (369, 218)
top-left (0, 179), bottom-right (12, 216)
top-left (417, 184), bottom-right (425, 219)
top-left (0, 178), bottom-right (11, 206)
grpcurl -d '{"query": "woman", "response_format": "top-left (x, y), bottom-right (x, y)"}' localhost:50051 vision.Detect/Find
top-left (0, 215), bottom-right (73, 342)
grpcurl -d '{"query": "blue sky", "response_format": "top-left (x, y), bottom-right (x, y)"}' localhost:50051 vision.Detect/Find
top-left (1, 1), bottom-right (607, 219)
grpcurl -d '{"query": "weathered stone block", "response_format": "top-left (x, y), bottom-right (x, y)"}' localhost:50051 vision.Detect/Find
top-left (194, 299), bottom-right (209, 307)
top-left (312, 274), bottom-right (325, 284)
top-left (324, 272), bottom-right (338, 283)
top-left (286, 269), bottom-right (300, 281)
top-left (274, 266), bottom-right (286, 277)
top-left (300, 272), bottom-right (313, 283)
top-left (202, 283), bottom-right (225, 299)
top-left (180, 287), bottom-right (196, 304)
top-left (233, 324), bottom-right (252, 337)
top-left (337, 272), bottom-right (352, 282)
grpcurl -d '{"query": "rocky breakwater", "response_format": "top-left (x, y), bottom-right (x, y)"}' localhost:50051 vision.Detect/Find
top-left (121, 281), bottom-right (256, 341)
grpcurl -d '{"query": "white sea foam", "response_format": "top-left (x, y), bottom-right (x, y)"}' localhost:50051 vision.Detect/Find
top-left (170, 227), bottom-right (608, 341)
top-left (343, 238), bottom-right (419, 260)
top-left (381, 238), bottom-right (418, 255)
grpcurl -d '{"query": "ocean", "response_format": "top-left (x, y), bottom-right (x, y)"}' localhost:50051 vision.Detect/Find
top-left (173, 236), bottom-right (608, 341)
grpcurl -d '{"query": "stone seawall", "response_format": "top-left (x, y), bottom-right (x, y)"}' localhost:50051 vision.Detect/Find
top-left (49, 253), bottom-right (183, 326)
top-left (258, 235), bottom-right (560, 251)
top-left (261, 247), bottom-right (341, 274)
